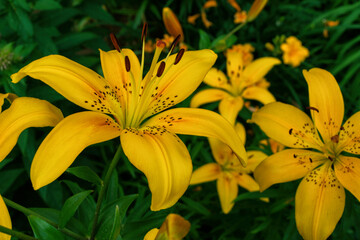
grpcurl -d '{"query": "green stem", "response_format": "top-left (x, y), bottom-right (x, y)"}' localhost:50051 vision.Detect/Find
top-left (223, 22), bottom-right (246, 42)
top-left (90, 145), bottom-right (123, 240)
top-left (0, 225), bottom-right (38, 240)
top-left (3, 198), bottom-right (87, 240)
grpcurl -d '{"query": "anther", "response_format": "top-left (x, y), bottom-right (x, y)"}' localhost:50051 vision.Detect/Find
top-left (157, 61), bottom-right (166, 77)
top-left (110, 33), bottom-right (121, 52)
top-left (289, 128), bottom-right (293, 135)
top-left (169, 34), bottom-right (181, 53)
top-left (306, 106), bottom-right (319, 113)
top-left (174, 48), bottom-right (185, 65)
top-left (125, 56), bottom-right (131, 72)
top-left (328, 156), bottom-right (334, 161)
top-left (141, 22), bottom-right (148, 43)
top-left (331, 135), bottom-right (339, 143)
top-left (309, 158), bottom-right (313, 163)
top-left (340, 126), bottom-right (345, 130)
top-left (157, 40), bottom-right (166, 48)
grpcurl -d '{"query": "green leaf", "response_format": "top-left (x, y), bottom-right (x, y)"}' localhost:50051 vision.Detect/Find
top-left (34, 0), bottom-right (62, 10)
top-left (56, 32), bottom-right (98, 50)
top-left (181, 196), bottom-right (210, 216)
top-left (109, 206), bottom-right (122, 240)
top-left (28, 215), bottom-right (65, 240)
top-left (13, 6), bottom-right (34, 37)
top-left (198, 30), bottom-right (211, 49)
top-left (0, 168), bottom-right (24, 194)
top-left (66, 166), bottom-right (103, 185)
top-left (59, 190), bottom-right (93, 229)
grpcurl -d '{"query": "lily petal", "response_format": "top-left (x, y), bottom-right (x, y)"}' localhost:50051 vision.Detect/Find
top-left (250, 102), bottom-right (323, 150)
top-left (234, 172), bottom-right (260, 192)
top-left (254, 149), bottom-right (326, 191)
top-left (208, 137), bottom-right (232, 166)
top-left (190, 89), bottom-right (231, 108)
top-left (218, 96), bottom-right (244, 125)
top-left (142, 49), bottom-right (217, 120)
top-left (295, 163), bottom-right (345, 240)
top-left (334, 155), bottom-right (360, 201)
top-left (0, 195), bottom-right (11, 240)
top-left (11, 55), bottom-right (119, 116)
top-left (156, 214), bottom-right (191, 240)
top-left (144, 229), bottom-right (159, 240)
top-left (0, 97), bottom-right (63, 162)
top-left (242, 86), bottom-right (275, 105)
top-left (241, 57), bottom-right (280, 87)
top-left (31, 111), bottom-right (120, 190)
top-left (338, 112), bottom-right (360, 154)
top-left (190, 163), bottom-right (221, 184)
top-left (303, 68), bottom-right (344, 143)
top-left (143, 108), bottom-right (247, 166)
top-left (226, 51), bottom-right (243, 87)
top-left (120, 128), bottom-right (192, 211)
top-left (217, 173), bottom-right (238, 214)
top-left (244, 150), bottom-right (267, 173)
top-left (203, 68), bottom-right (232, 91)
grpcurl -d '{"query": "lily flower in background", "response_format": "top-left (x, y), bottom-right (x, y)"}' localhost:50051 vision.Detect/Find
top-left (144, 214), bottom-right (190, 240)
top-left (226, 43), bottom-right (255, 66)
top-left (188, 0), bottom-right (217, 28)
top-left (0, 195), bottom-right (11, 240)
top-left (323, 19), bottom-right (340, 38)
top-left (247, 0), bottom-right (268, 22)
top-left (280, 36), bottom-right (309, 67)
top-left (162, 7), bottom-right (184, 42)
top-left (11, 31), bottom-right (247, 211)
top-left (191, 50), bottom-right (280, 125)
top-left (259, 138), bottom-right (285, 154)
top-left (251, 68), bottom-right (360, 240)
top-left (0, 93), bottom-right (63, 162)
top-left (191, 122), bottom-right (267, 213)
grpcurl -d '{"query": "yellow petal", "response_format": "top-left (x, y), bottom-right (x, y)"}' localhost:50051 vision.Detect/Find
top-left (235, 122), bottom-right (246, 144)
top-left (155, 214), bottom-right (190, 240)
top-left (0, 195), bottom-right (11, 240)
top-left (11, 55), bottom-right (120, 116)
top-left (203, 68), bottom-right (232, 92)
top-left (162, 7), bottom-right (184, 41)
top-left (144, 229), bottom-right (159, 240)
top-left (337, 112), bottom-right (360, 154)
top-left (142, 50), bottom-right (217, 120)
top-left (295, 163), bottom-right (345, 240)
top-left (190, 89), bottom-right (230, 108)
top-left (303, 68), bottom-right (344, 144)
top-left (247, 0), bottom-right (268, 22)
top-left (334, 155), bottom-right (360, 201)
top-left (226, 51), bottom-right (244, 87)
top-left (219, 96), bottom-right (244, 125)
top-left (241, 57), bottom-right (280, 87)
top-left (0, 97), bottom-right (63, 162)
top-left (244, 150), bottom-right (267, 173)
top-left (254, 149), bottom-right (326, 191)
top-left (31, 111), bottom-right (120, 190)
top-left (190, 163), bottom-right (221, 185)
top-left (143, 108), bottom-right (247, 166)
top-left (100, 49), bottom-right (141, 107)
top-left (120, 128), bottom-right (192, 211)
top-left (208, 137), bottom-right (231, 166)
top-left (250, 102), bottom-right (323, 150)
top-left (217, 173), bottom-right (238, 214)
top-left (242, 86), bottom-right (275, 105)
top-left (234, 172), bottom-right (260, 192)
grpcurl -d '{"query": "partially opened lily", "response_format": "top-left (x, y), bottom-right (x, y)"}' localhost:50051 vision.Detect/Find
top-left (11, 33), bottom-right (247, 211)
top-left (251, 68), bottom-right (360, 240)
top-left (0, 93), bottom-right (63, 162)
top-left (191, 122), bottom-right (267, 213)
top-left (191, 51), bottom-right (280, 124)
top-left (144, 213), bottom-right (190, 240)
top-left (0, 195), bottom-right (11, 240)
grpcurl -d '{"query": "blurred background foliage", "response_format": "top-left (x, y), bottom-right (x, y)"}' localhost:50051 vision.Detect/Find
top-left (1, 0), bottom-right (360, 239)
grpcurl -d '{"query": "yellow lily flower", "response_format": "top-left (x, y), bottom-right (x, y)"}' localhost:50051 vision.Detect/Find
top-left (191, 51), bottom-right (280, 125)
top-left (191, 122), bottom-right (267, 213)
top-left (0, 93), bottom-right (63, 162)
top-left (226, 43), bottom-right (255, 66)
top-left (280, 36), bottom-right (309, 67)
top-left (251, 68), bottom-right (360, 240)
top-left (0, 195), bottom-right (11, 240)
top-left (144, 213), bottom-right (190, 240)
top-left (11, 35), bottom-right (247, 211)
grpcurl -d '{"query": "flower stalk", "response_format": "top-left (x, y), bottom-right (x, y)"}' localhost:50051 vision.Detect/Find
top-left (0, 225), bottom-right (37, 240)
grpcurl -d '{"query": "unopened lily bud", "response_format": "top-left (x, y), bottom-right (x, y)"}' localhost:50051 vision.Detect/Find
top-left (162, 7), bottom-right (184, 42)
top-left (247, 0), bottom-right (268, 22)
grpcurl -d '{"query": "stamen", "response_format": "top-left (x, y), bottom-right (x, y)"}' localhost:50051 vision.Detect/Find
top-left (157, 61), bottom-right (166, 77)
top-left (289, 128), bottom-right (293, 135)
top-left (174, 48), bottom-right (185, 65)
top-left (141, 22), bottom-right (148, 43)
top-left (309, 158), bottom-right (313, 163)
top-left (331, 135), bottom-right (339, 143)
top-left (157, 40), bottom-right (166, 48)
top-left (110, 33), bottom-right (121, 52)
top-left (306, 106), bottom-right (319, 113)
top-left (169, 34), bottom-right (181, 54)
top-left (125, 56), bottom-right (131, 72)
top-left (328, 156), bottom-right (334, 161)
top-left (340, 126), bottom-right (345, 130)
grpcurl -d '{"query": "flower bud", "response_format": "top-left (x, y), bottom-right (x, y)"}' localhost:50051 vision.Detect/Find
top-left (162, 7), bottom-right (184, 42)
